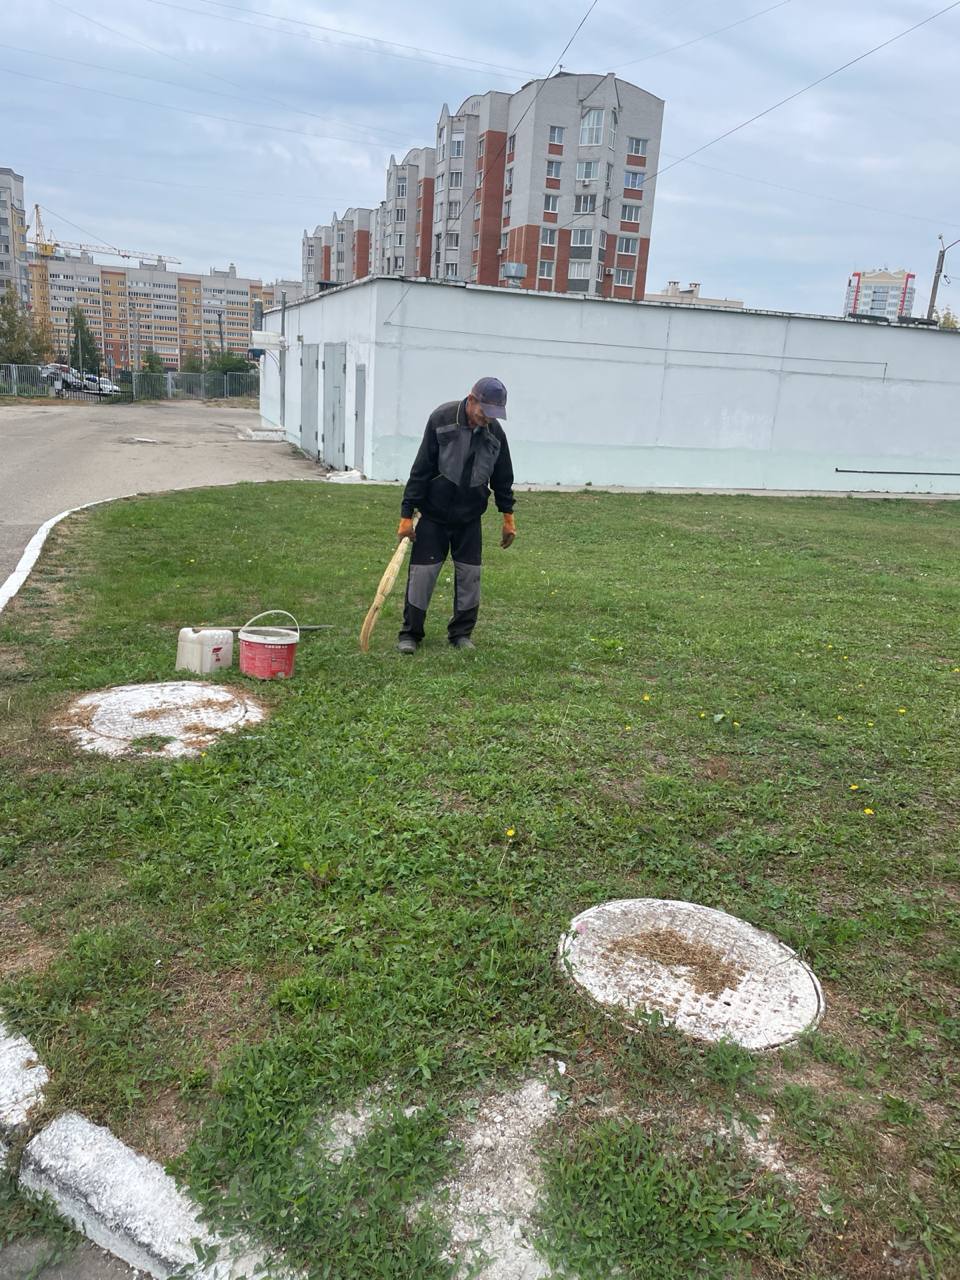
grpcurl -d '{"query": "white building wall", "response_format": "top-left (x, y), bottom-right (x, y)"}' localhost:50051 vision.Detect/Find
top-left (261, 278), bottom-right (960, 493)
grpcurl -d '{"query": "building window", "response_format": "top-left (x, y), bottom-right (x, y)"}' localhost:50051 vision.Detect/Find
top-left (396, 178), bottom-right (407, 197)
top-left (396, 232), bottom-right (405, 247)
top-left (395, 256), bottom-right (404, 271)
top-left (500, 232), bottom-right (508, 250)
top-left (507, 133), bottom-right (516, 152)
top-left (336, 251), bottom-right (345, 263)
top-left (476, 169), bottom-right (484, 187)
top-left (580, 108), bottom-right (603, 146)
top-left (628, 136), bottom-right (648, 156)
top-left (445, 262), bottom-right (459, 278)
top-left (606, 161), bottom-right (613, 186)
top-left (544, 194), bottom-right (559, 213)
top-left (449, 170), bottom-right (463, 189)
top-left (503, 199), bottom-right (511, 219)
top-left (572, 227), bottom-right (593, 247)
top-left (617, 235), bottom-right (638, 254)
top-left (436, 172), bottom-right (445, 191)
top-left (470, 263), bottom-right (478, 281)
top-left (539, 259), bottom-right (554, 279)
top-left (602, 196), bottom-right (611, 217)
top-left (576, 160), bottom-right (599, 181)
top-left (450, 135), bottom-right (465, 159)
top-left (608, 110), bottom-right (618, 147)
top-left (599, 230), bottom-right (607, 250)
top-left (621, 202), bottom-right (641, 221)
top-left (447, 231), bottom-right (459, 248)
top-left (548, 124), bottom-right (564, 144)
top-left (574, 194), bottom-right (596, 214)
top-left (624, 170), bottom-right (645, 189)
top-left (396, 207), bottom-right (406, 221)
top-left (435, 202), bottom-right (444, 223)
top-left (597, 260), bottom-right (605, 280)
top-left (505, 168), bottom-right (513, 192)
top-left (546, 159), bottom-right (562, 179)
top-left (448, 201), bottom-right (461, 219)
top-left (540, 227), bottom-right (557, 246)
top-left (477, 136), bottom-right (485, 157)
top-left (568, 261), bottom-right (590, 279)
top-left (615, 267), bottom-right (635, 286)
top-left (437, 125), bottom-right (446, 160)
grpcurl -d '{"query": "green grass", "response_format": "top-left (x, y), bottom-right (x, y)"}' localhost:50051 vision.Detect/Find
top-left (1, 482), bottom-right (959, 1277)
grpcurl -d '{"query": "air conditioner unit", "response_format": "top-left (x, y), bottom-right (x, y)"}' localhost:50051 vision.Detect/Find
top-left (580, 180), bottom-right (591, 187)
top-left (604, 268), bottom-right (614, 276)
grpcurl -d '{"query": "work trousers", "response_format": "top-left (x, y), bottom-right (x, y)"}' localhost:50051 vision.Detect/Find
top-left (399, 515), bottom-right (482, 643)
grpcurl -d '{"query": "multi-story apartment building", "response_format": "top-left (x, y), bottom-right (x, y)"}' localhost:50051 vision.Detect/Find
top-left (30, 253), bottom-right (295, 369)
top-left (304, 73), bottom-right (663, 302)
top-left (645, 280), bottom-right (744, 309)
top-left (302, 208), bottom-right (375, 293)
top-left (0, 167), bottom-right (30, 302)
top-left (844, 269), bottom-right (916, 321)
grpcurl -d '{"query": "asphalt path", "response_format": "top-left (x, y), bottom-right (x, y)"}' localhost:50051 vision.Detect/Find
top-left (0, 399), bottom-right (316, 589)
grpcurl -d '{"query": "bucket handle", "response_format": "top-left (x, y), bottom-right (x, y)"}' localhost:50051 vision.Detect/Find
top-left (241, 610), bottom-right (300, 641)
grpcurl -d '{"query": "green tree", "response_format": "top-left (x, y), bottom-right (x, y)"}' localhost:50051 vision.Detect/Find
top-left (68, 305), bottom-right (100, 371)
top-left (181, 349), bottom-right (203, 373)
top-left (141, 348), bottom-right (164, 373)
top-left (204, 345), bottom-right (251, 374)
top-left (938, 307), bottom-right (959, 330)
top-left (0, 286), bottom-right (50, 364)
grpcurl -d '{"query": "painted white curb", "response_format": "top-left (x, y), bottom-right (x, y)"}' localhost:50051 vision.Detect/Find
top-left (0, 1026), bottom-right (48, 1142)
top-left (20, 1112), bottom-right (273, 1279)
top-left (0, 497), bottom-right (136, 616)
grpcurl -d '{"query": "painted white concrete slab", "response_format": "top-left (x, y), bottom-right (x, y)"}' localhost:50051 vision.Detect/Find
top-left (55, 682), bottom-right (264, 759)
top-left (0, 1024), bottom-right (49, 1139)
top-left (20, 1113), bottom-right (271, 1280)
top-left (559, 898), bottom-right (823, 1050)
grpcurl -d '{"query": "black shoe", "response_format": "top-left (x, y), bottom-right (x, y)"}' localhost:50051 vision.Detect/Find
top-left (450, 636), bottom-right (475, 650)
top-left (397, 636), bottom-right (419, 654)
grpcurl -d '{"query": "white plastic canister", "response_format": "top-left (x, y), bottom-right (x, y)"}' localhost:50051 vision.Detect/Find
top-left (175, 628), bottom-right (234, 674)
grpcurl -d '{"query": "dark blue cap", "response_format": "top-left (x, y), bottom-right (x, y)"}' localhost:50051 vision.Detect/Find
top-left (470, 376), bottom-right (507, 420)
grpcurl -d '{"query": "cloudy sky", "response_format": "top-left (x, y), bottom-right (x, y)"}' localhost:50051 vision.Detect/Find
top-left (4, 0), bottom-right (960, 314)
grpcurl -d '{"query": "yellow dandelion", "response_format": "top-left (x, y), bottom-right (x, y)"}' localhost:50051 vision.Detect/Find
top-left (863, 807), bottom-right (874, 816)
top-left (698, 711), bottom-right (706, 719)
top-left (827, 644), bottom-right (833, 650)
top-left (953, 667), bottom-right (960, 673)
top-left (898, 707), bottom-right (906, 714)
top-left (842, 655), bottom-right (849, 661)
top-left (733, 721), bottom-right (741, 728)
top-left (642, 693), bottom-right (651, 702)
top-left (506, 828), bottom-right (515, 837)
top-left (836, 715), bottom-right (845, 721)
top-left (867, 721), bottom-right (874, 727)
top-left (849, 784), bottom-right (859, 791)
top-left (624, 725), bottom-right (633, 732)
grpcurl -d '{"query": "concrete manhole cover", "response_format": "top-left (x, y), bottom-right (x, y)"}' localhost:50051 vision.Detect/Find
top-left (559, 899), bottom-right (824, 1050)
top-left (56, 681), bottom-right (264, 758)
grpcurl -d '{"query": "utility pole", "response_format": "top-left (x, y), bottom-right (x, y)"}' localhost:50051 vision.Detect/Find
top-left (279, 290), bottom-right (287, 433)
top-left (926, 235), bottom-right (960, 322)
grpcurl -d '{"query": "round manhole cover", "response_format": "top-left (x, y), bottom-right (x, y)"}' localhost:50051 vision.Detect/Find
top-left (56, 681), bottom-right (264, 758)
top-left (559, 899), bottom-right (824, 1050)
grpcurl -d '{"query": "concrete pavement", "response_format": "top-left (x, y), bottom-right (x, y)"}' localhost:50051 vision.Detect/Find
top-left (0, 400), bottom-right (318, 588)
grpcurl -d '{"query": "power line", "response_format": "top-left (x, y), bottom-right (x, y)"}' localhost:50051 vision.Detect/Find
top-left (161, 0), bottom-right (536, 77)
top-left (0, 38), bottom-right (411, 146)
top-left (0, 65), bottom-right (406, 149)
top-left (43, 0), bottom-right (411, 145)
top-left (614, 0), bottom-right (791, 71)
top-left (553, 0), bottom-right (960, 238)
top-left (137, 0), bottom-right (532, 82)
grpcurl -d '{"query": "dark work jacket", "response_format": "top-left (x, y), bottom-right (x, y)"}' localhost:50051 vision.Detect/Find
top-left (400, 399), bottom-right (515, 524)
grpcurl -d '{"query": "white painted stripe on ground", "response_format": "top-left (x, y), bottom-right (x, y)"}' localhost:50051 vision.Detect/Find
top-left (0, 1025), bottom-right (48, 1140)
top-left (0, 497), bottom-right (135, 616)
top-left (20, 1113), bottom-right (275, 1280)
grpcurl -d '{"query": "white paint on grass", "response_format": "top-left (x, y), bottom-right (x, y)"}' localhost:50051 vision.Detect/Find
top-left (20, 1112), bottom-right (276, 1280)
top-left (315, 1089), bottom-right (421, 1164)
top-left (438, 1079), bottom-right (558, 1280)
top-left (0, 1024), bottom-right (48, 1138)
top-left (56, 682), bottom-right (264, 759)
top-left (559, 899), bottom-right (824, 1051)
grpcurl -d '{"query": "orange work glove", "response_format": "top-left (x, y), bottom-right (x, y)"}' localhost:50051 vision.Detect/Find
top-left (397, 517), bottom-right (416, 541)
top-left (500, 513), bottom-right (516, 549)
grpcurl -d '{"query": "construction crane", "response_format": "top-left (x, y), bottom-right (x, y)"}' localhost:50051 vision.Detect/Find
top-left (28, 205), bottom-right (181, 264)
top-left (28, 205), bottom-right (181, 366)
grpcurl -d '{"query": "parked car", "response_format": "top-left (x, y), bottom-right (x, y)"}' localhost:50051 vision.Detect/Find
top-left (82, 373), bottom-right (100, 391)
top-left (98, 378), bottom-right (120, 394)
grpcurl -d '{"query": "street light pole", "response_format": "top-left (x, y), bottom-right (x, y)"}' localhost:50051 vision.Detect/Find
top-left (926, 235), bottom-right (960, 322)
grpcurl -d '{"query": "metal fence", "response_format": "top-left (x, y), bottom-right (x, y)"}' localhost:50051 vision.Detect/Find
top-left (0, 365), bottom-right (259, 402)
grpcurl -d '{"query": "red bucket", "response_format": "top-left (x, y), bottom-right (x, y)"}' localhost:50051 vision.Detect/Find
top-left (238, 610), bottom-right (300, 680)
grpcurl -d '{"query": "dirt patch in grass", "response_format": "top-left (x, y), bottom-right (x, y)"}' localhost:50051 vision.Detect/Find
top-left (163, 965), bottom-right (275, 1076)
top-left (133, 1087), bottom-right (196, 1165)
top-left (0, 898), bottom-right (56, 979)
top-left (701, 755), bottom-right (736, 781)
top-left (600, 928), bottom-right (745, 999)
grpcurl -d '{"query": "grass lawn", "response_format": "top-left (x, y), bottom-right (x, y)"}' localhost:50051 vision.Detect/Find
top-left (1, 482), bottom-right (958, 1279)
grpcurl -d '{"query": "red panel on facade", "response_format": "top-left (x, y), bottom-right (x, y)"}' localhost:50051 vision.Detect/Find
top-left (546, 177), bottom-right (561, 190)
top-left (354, 229), bottom-right (370, 279)
top-left (555, 228), bottom-right (571, 294)
top-left (476, 130), bottom-right (506, 287)
top-left (635, 237), bottom-right (651, 300)
top-left (543, 211), bottom-right (558, 223)
top-left (620, 220), bottom-right (640, 232)
top-left (418, 177), bottom-right (435, 277)
top-left (626, 154), bottom-right (646, 167)
top-left (547, 142), bottom-right (563, 156)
